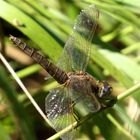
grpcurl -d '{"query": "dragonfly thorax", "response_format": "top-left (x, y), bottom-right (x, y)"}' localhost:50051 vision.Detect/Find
top-left (66, 71), bottom-right (97, 93)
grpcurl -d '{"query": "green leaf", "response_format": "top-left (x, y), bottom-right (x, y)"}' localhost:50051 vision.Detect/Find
top-left (91, 47), bottom-right (140, 87)
top-left (0, 0), bottom-right (62, 62)
top-left (0, 66), bottom-right (37, 140)
top-left (0, 122), bottom-right (11, 140)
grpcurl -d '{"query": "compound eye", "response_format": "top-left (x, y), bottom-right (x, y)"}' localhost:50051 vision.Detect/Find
top-left (99, 83), bottom-right (112, 98)
top-left (104, 85), bottom-right (112, 94)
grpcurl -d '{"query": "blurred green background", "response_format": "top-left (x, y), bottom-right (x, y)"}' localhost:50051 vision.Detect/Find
top-left (0, 0), bottom-right (140, 140)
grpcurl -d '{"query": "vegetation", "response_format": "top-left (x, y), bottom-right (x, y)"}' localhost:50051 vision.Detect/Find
top-left (0, 0), bottom-right (140, 139)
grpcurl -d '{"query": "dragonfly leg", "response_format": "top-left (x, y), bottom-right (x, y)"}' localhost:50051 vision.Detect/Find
top-left (73, 109), bottom-right (80, 121)
top-left (71, 100), bottom-right (76, 107)
top-left (71, 95), bottom-right (85, 108)
top-left (71, 100), bottom-right (81, 121)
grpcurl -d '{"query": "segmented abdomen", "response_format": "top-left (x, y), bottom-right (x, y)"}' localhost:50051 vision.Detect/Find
top-left (10, 35), bottom-right (68, 84)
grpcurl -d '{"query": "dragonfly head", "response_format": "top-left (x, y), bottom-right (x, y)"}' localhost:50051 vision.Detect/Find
top-left (97, 80), bottom-right (113, 98)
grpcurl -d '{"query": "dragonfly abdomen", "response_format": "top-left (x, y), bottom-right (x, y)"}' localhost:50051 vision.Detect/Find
top-left (10, 35), bottom-right (68, 84)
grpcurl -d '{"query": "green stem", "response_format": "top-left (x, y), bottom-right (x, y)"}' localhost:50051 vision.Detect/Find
top-left (117, 82), bottom-right (140, 101)
top-left (47, 122), bottom-right (77, 140)
top-left (0, 52), bottom-right (52, 126)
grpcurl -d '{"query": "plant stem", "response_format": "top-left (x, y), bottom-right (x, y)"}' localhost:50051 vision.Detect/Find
top-left (117, 82), bottom-right (140, 101)
top-left (0, 52), bottom-right (52, 127)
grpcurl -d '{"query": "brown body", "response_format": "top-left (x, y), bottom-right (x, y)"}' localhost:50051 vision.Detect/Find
top-left (66, 71), bottom-right (101, 111)
top-left (10, 35), bottom-right (116, 109)
top-left (10, 35), bottom-right (68, 84)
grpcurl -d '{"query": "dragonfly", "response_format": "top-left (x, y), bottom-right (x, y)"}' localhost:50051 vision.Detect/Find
top-left (10, 4), bottom-right (116, 140)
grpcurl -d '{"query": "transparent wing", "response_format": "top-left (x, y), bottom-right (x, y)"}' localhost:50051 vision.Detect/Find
top-left (73, 91), bottom-right (101, 113)
top-left (69, 75), bottom-right (101, 113)
top-left (58, 5), bottom-right (99, 72)
top-left (45, 87), bottom-right (75, 140)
